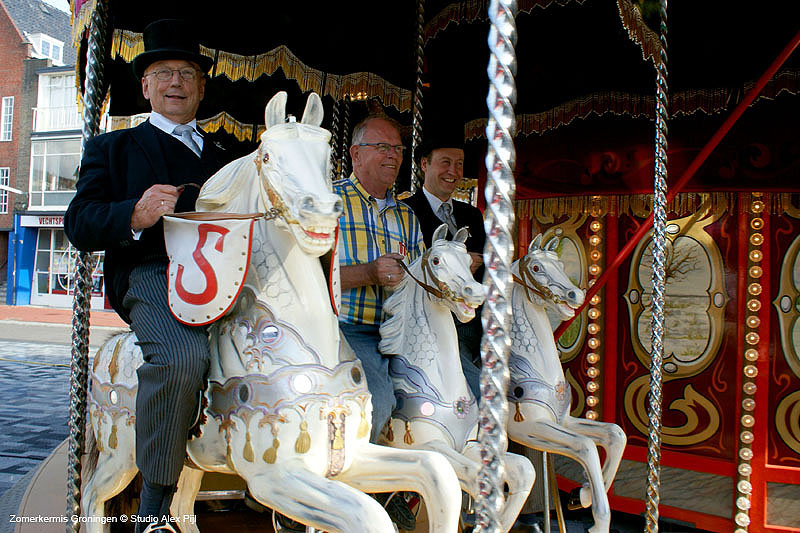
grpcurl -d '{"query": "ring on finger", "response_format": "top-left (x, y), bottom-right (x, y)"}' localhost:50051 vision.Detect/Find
top-left (387, 274), bottom-right (392, 281)
top-left (161, 200), bottom-right (165, 206)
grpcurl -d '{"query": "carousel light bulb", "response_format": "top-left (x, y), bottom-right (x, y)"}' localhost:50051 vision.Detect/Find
top-left (587, 323), bottom-right (600, 335)
top-left (748, 283), bottom-right (762, 296)
top-left (741, 415), bottom-right (755, 428)
top-left (742, 398), bottom-right (755, 411)
top-left (587, 381), bottom-right (599, 392)
top-left (751, 200), bottom-right (765, 213)
top-left (746, 332), bottom-right (760, 345)
top-left (750, 218), bottom-right (763, 230)
top-left (590, 295), bottom-right (601, 305)
top-left (588, 308), bottom-right (600, 319)
top-left (743, 382), bottom-right (757, 395)
top-left (739, 448), bottom-right (753, 461)
top-left (589, 265), bottom-right (601, 275)
top-left (586, 410), bottom-right (598, 420)
top-left (590, 250), bottom-right (601, 261)
top-left (586, 395), bottom-right (598, 407)
top-left (590, 221), bottom-right (602, 232)
top-left (736, 497), bottom-right (751, 511)
top-left (750, 233), bottom-right (764, 246)
top-left (749, 266), bottom-right (762, 278)
top-left (749, 250), bottom-right (762, 262)
top-left (735, 512), bottom-right (751, 527)
top-left (744, 365), bottom-right (758, 378)
top-left (745, 349), bottom-right (759, 362)
top-left (589, 235), bottom-right (601, 246)
top-left (737, 478), bottom-right (752, 491)
top-left (747, 299), bottom-right (761, 311)
top-left (587, 352), bottom-right (600, 364)
top-left (587, 367), bottom-right (599, 378)
top-left (740, 431), bottom-right (754, 444)
top-left (747, 316), bottom-right (760, 328)
top-left (588, 338), bottom-right (600, 349)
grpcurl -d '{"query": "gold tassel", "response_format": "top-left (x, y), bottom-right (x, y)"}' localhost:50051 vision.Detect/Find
top-left (295, 421), bottom-right (311, 454)
top-left (385, 420), bottom-right (395, 442)
top-left (226, 442), bottom-right (235, 470)
top-left (332, 425), bottom-right (344, 450)
top-left (243, 432), bottom-right (254, 462)
top-left (514, 402), bottom-right (525, 422)
top-left (263, 438), bottom-right (280, 464)
top-left (403, 421), bottom-right (414, 445)
top-left (357, 409), bottom-right (369, 439)
top-left (96, 427), bottom-right (104, 453)
top-left (108, 424), bottom-right (118, 449)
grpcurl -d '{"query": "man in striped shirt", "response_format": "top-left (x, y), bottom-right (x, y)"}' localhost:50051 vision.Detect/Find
top-left (334, 115), bottom-right (424, 443)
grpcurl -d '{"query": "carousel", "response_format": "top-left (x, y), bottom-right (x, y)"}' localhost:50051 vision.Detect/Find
top-left (8, 1), bottom-right (800, 532)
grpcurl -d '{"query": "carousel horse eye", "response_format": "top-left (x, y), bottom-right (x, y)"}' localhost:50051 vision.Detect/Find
top-left (262, 152), bottom-right (269, 163)
top-left (351, 366), bottom-right (362, 384)
top-left (239, 385), bottom-right (250, 403)
top-left (432, 256), bottom-right (440, 266)
top-left (532, 264), bottom-right (540, 272)
top-left (513, 386), bottom-right (524, 398)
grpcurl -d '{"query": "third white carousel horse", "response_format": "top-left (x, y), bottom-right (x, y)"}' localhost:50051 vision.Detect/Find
top-left (379, 224), bottom-right (535, 532)
top-left (81, 92), bottom-right (461, 533)
top-left (507, 234), bottom-right (626, 533)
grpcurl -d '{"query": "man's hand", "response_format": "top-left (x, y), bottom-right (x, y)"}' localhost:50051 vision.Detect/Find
top-left (372, 253), bottom-right (406, 287)
top-left (468, 252), bottom-right (483, 274)
top-left (340, 253), bottom-right (407, 290)
top-left (130, 184), bottom-right (183, 231)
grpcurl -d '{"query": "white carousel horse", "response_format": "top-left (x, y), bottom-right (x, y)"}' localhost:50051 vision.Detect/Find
top-left (379, 224), bottom-right (535, 533)
top-left (507, 234), bottom-right (627, 533)
top-left (81, 92), bottom-right (462, 533)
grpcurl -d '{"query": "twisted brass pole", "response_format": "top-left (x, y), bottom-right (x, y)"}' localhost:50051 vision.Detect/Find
top-left (474, 0), bottom-right (517, 531)
top-left (409, 0), bottom-right (425, 194)
top-left (329, 99), bottom-right (341, 182)
top-left (66, 1), bottom-right (109, 530)
top-left (338, 96), bottom-right (351, 180)
top-left (645, 0), bottom-right (668, 531)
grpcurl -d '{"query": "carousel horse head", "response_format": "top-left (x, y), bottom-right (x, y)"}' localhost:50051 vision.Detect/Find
top-left (256, 91), bottom-right (342, 257)
top-left (422, 224), bottom-right (485, 321)
top-left (516, 234), bottom-right (585, 319)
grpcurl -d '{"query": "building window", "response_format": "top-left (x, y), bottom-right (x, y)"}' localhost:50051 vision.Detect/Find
top-left (0, 168), bottom-right (8, 214)
top-left (34, 74), bottom-right (80, 131)
top-left (33, 228), bottom-right (105, 303)
top-left (29, 33), bottom-right (64, 64)
top-left (1, 97), bottom-right (13, 141)
top-left (29, 138), bottom-right (80, 209)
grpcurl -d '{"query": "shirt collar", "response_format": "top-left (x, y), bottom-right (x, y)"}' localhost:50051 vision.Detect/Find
top-left (349, 173), bottom-right (397, 210)
top-left (148, 111), bottom-right (199, 137)
top-left (422, 185), bottom-right (451, 214)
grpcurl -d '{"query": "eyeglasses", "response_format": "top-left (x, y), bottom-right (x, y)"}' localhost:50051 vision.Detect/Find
top-left (145, 68), bottom-right (201, 82)
top-left (357, 143), bottom-right (405, 156)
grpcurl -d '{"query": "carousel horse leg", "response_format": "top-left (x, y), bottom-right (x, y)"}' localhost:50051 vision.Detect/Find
top-left (243, 460), bottom-right (395, 533)
top-left (170, 466), bottom-right (204, 533)
top-left (510, 420), bottom-right (611, 533)
top-left (81, 449), bottom-right (138, 533)
top-left (561, 416), bottom-right (627, 503)
top-left (335, 443), bottom-right (462, 533)
top-left (457, 441), bottom-right (535, 533)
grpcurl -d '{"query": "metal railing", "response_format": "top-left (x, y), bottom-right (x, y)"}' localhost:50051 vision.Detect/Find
top-left (32, 106), bottom-right (82, 131)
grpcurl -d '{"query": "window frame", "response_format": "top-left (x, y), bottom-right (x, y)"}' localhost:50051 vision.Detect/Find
top-left (1, 96), bottom-right (13, 141)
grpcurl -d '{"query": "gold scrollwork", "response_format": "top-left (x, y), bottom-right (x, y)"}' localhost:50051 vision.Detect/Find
top-left (772, 233), bottom-right (800, 379)
top-left (624, 376), bottom-right (720, 445)
top-left (775, 391), bottom-right (800, 455)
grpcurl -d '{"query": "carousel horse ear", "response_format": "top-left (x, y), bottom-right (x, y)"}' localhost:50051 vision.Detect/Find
top-left (546, 236), bottom-right (560, 252)
top-left (529, 234), bottom-right (543, 252)
top-left (454, 227), bottom-right (469, 244)
top-left (433, 224), bottom-right (448, 243)
top-left (301, 92), bottom-right (324, 127)
top-left (265, 91), bottom-right (288, 129)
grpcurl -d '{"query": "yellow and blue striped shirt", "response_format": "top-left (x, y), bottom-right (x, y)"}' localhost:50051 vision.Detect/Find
top-left (334, 174), bottom-right (424, 325)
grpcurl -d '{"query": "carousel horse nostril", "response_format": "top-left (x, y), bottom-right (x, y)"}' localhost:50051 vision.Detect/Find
top-left (299, 195), bottom-right (314, 213)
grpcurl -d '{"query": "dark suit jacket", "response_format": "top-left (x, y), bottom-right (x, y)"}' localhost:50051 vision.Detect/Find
top-left (403, 189), bottom-right (486, 256)
top-left (64, 121), bottom-right (224, 321)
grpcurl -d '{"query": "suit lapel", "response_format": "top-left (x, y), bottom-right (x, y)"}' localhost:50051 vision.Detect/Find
top-left (131, 121), bottom-right (170, 184)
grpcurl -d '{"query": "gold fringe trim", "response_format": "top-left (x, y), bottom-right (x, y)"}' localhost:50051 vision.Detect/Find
top-left (385, 420), bottom-right (395, 442)
top-left (108, 30), bottom-right (411, 112)
top-left (295, 421), bottom-right (311, 453)
top-left (71, 0), bottom-right (97, 45)
top-left (225, 442), bottom-right (235, 470)
top-left (198, 111), bottom-right (265, 143)
top-left (516, 192), bottom-right (738, 219)
top-left (424, 0), bottom-right (588, 44)
top-left (263, 437), bottom-right (280, 464)
top-left (243, 431), bottom-right (255, 462)
top-left (615, 0), bottom-right (663, 67)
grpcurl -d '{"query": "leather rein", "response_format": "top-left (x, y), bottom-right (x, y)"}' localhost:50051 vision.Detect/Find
top-left (511, 255), bottom-right (569, 306)
top-left (393, 251), bottom-right (461, 302)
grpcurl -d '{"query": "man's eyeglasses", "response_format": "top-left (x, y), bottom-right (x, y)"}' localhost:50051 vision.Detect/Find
top-left (145, 68), bottom-right (201, 82)
top-left (357, 143), bottom-right (405, 156)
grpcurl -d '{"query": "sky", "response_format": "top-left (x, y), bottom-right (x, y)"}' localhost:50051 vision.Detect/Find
top-left (42, 0), bottom-right (69, 13)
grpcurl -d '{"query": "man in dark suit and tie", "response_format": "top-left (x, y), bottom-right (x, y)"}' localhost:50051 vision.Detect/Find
top-left (403, 135), bottom-right (486, 398)
top-left (64, 19), bottom-right (225, 532)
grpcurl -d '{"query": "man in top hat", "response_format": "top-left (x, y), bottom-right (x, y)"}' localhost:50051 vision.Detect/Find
top-left (65, 19), bottom-right (225, 532)
top-left (403, 132), bottom-right (486, 398)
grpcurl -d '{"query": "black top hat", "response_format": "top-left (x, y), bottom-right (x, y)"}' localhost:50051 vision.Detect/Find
top-left (132, 19), bottom-right (214, 79)
top-left (416, 125), bottom-right (465, 163)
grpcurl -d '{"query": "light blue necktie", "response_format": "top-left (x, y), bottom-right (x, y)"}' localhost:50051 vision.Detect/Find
top-left (173, 124), bottom-right (202, 157)
top-left (438, 202), bottom-right (458, 236)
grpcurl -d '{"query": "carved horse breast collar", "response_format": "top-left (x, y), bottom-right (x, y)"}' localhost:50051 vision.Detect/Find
top-left (508, 353), bottom-right (571, 423)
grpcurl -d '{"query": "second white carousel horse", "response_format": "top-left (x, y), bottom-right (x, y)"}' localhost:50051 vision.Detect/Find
top-left (379, 224), bottom-right (535, 533)
top-left (507, 234), bottom-right (627, 533)
top-left (80, 92), bottom-right (461, 533)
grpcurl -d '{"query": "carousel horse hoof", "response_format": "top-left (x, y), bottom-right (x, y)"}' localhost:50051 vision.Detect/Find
top-left (376, 492), bottom-right (417, 531)
top-left (566, 487), bottom-right (584, 511)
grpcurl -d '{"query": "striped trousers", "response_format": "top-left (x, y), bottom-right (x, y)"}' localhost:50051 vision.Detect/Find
top-left (123, 261), bottom-right (210, 486)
